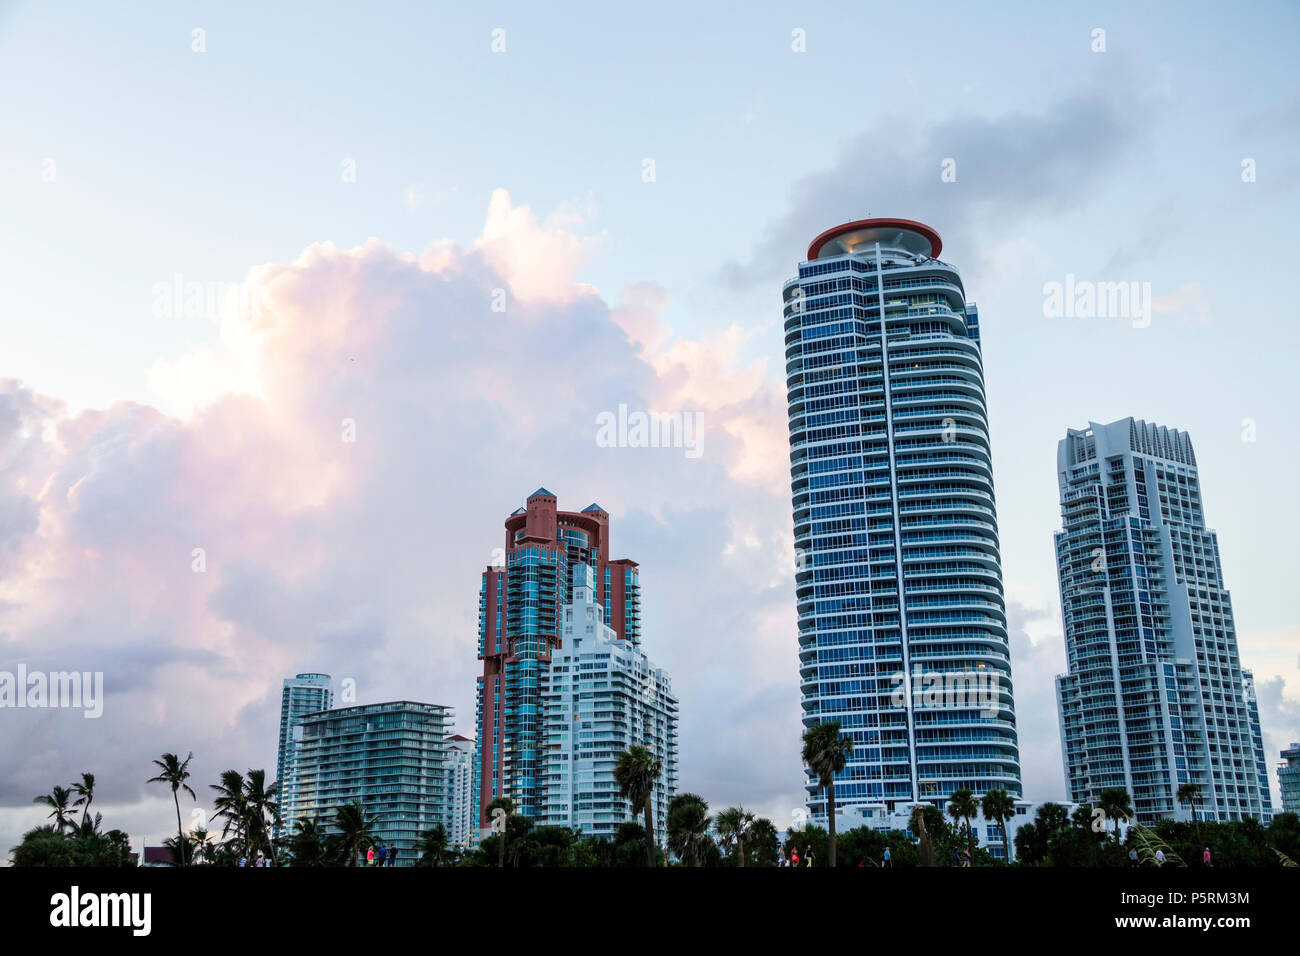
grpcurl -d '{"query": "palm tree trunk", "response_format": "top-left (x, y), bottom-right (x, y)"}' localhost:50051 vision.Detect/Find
top-left (173, 790), bottom-right (185, 867)
top-left (827, 780), bottom-right (837, 867)
top-left (1000, 819), bottom-right (1010, 864)
top-left (643, 793), bottom-right (656, 867)
top-left (738, 839), bottom-right (746, 868)
top-left (498, 830), bottom-right (506, 868)
top-left (966, 817), bottom-right (975, 862)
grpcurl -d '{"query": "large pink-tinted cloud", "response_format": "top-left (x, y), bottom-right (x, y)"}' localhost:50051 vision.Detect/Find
top-left (0, 191), bottom-right (809, 851)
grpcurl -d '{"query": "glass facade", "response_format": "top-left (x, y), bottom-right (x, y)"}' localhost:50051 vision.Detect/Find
top-left (291, 700), bottom-right (455, 865)
top-left (1280, 743), bottom-right (1300, 815)
top-left (1054, 418), bottom-right (1273, 823)
top-left (474, 493), bottom-right (642, 825)
top-left (274, 672), bottom-right (333, 841)
top-left (784, 221), bottom-right (1021, 821)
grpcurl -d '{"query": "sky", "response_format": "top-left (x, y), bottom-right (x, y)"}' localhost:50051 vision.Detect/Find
top-left (1, 1), bottom-right (1298, 854)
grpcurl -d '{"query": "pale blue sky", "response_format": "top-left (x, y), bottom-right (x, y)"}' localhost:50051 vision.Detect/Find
top-left (2, 1), bottom-right (1298, 835)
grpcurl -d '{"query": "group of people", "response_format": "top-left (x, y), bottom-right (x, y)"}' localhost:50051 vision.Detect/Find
top-left (365, 845), bottom-right (399, 867)
top-left (778, 846), bottom-right (897, 867)
top-left (1128, 846), bottom-right (1213, 867)
top-left (780, 846), bottom-right (814, 867)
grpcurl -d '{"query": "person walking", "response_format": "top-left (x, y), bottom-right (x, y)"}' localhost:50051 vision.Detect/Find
top-left (882, 846), bottom-right (891, 868)
top-left (366, 846), bottom-right (375, 867)
top-left (388, 846), bottom-right (399, 868)
top-left (790, 848), bottom-right (800, 867)
top-left (1203, 847), bottom-right (1212, 868)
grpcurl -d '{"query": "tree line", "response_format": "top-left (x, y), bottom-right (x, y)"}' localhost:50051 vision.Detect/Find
top-left (11, 732), bottom-right (1299, 867)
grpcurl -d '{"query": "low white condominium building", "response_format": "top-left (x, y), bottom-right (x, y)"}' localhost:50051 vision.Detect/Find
top-left (1054, 419), bottom-right (1272, 823)
top-left (829, 799), bottom-right (1085, 861)
top-left (538, 566), bottom-right (678, 846)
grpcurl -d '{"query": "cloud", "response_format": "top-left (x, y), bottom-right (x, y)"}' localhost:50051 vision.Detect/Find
top-left (469, 187), bottom-right (604, 303)
top-left (721, 92), bottom-right (1139, 290)
top-left (1152, 281), bottom-right (1211, 325)
top-left (1005, 602), bottom-right (1070, 804)
top-left (0, 190), bottom-right (800, 853)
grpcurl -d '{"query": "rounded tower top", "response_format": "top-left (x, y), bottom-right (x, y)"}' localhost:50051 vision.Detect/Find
top-left (807, 218), bottom-right (942, 261)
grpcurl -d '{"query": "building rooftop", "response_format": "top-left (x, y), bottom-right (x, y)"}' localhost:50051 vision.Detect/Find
top-left (807, 217), bottom-right (942, 261)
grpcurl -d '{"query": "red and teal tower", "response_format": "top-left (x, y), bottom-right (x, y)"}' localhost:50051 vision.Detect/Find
top-left (472, 489), bottom-right (640, 826)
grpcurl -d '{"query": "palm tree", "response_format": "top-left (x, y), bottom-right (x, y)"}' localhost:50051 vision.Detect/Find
top-left (209, 770), bottom-right (249, 857)
top-left (911, 805), bottom-right (935, 867)
top-left (162, 833), bottom-right (196, 866)
top-left (290, 817), bottom-right (326, 866)
top-left (243, 769), bottom-right (280, 865)
top-left (981, 788), bottom-right (1017, 863)
top-left (1177, 783), bottom-right (1201, 836)
top-left (716, 806), bottom-right (756, 867)
top-left (334, 801), bottom-right (375, 867)
top-left (802, 721), bottom-right (854, 867)
top-left (191, 827), bottom-right (217, 865)
top-left (147, 752), bottom-right (197, 866)
top-left (666, 793), bottom-right (712, 866)
top-left (485, 796), bottom-right (514, 868)
top-left (73, 811), bottom-right (104, 838)
top-left (1098, 787), bottom-right (1133, 844)
top-left (33, 786), bottom-right (75, 834)
top-left (415, 823), bottom-right (449, 866)
top-left (70, 773), bottom-right (96, 828)
top-left (613, 745), bottom-right (662, 867)
top-left (947, 788), bottom-right (980, 864)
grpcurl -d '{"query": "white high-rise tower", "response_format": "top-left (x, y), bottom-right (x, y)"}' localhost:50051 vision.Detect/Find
top-left (1054, 418), bottom-right (1272, 822)
top-left (274, 672), bottom-right (332, 839)
top-left (537, 566), bottom-right (678, 845)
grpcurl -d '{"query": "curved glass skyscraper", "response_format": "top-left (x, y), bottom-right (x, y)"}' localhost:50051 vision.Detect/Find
top-left (784, 219), bottom-right (1021, 822)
